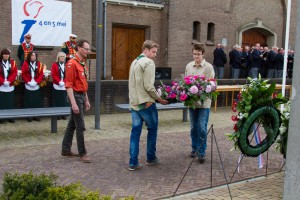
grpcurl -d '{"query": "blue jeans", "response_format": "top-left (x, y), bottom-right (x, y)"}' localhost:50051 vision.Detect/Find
top-left (217, 67), bottom-right (224, 79)
top-left (189, 108), bottom-right (210, 157)
top-left (129, 103), bottom-right (158, 166)
top-left (249, 68), bottom-right (258, 78)
top-left (232, 69), bottom-right (241, 79)
top-left (276, 70), bottom-right (283, 78)
top-left (267, 69), bottom-right (275, 78)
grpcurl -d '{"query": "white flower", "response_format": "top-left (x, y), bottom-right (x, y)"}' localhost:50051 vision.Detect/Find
top-left (157, 88), bottom-right (162, 96)
top-left (237, 113), bottom-right (244, 119)
top-left (279, 126), bottom-right (287, 134)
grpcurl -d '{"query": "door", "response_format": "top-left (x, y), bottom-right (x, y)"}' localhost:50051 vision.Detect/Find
top-left (242, 29), bottom-right (267, 47)
top-left (112, 27), bottom-right (145, 80)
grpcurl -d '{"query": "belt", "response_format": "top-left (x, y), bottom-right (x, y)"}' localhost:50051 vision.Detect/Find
top-left (74, 91), bottom-right (86, 95)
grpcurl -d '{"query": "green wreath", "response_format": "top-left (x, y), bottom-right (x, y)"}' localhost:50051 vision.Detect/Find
top-left (237, 106), bottom-right (281, 157)
top-left (226, 76), bottom-right (288, 157)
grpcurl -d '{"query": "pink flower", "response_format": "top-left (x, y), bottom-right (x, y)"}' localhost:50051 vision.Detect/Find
top-left (189, 85), bottom-right (199, 94)
top-left (209, 81), bottom-right (216, 88)
top-left (184, 77), bottom-right (192, 85)
top-left (166, 86), bottom-right (171, 93)
top-left (180, 93), bottom-right (188, 101)
top-left (205, 85), bottom-right (212, 93)
top-left (169, 93), bottom-right (177, 99)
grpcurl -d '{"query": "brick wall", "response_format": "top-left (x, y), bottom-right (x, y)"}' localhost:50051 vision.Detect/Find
top-left (1, 0), bottom-right (297, 82)
top-left (12, 78), bottom-right (292, 115)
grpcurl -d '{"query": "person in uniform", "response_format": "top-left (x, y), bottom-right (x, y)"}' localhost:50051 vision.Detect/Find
top-left (128, 40), bottom-right (168, 171)
top-left (61, 34), bottom-right (77, 62)
top-left (21, 51), bottom-right (45, 122)
top-left (0, 49), bottom-right (18, 123)
top-left (51, 52), bottom-right (68, 119)
top-left (17, 33), bottom-right (35, 67)
top-left (61, 39), bottom-right (91, 163)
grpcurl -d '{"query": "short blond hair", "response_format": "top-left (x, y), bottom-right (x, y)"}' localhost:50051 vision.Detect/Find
top-left (56, 52), bottom-right (66, 62)
top-left (142, 40), bottom-right (159, 51)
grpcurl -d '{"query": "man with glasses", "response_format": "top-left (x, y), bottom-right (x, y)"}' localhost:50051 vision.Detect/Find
top-left (61, 33), bottom-right (77, 62)
top-left (61, 39), bottom-right (91, 163)
top-left (185, 43), bottom-right (215, 164)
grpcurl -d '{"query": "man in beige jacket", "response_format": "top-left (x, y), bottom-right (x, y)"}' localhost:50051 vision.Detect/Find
top-left (128, 40), bottom-right (168, 171)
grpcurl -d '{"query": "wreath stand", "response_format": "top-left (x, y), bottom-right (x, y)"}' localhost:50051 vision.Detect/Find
top-left (172, 124), bottom-right (233, 199)
top-left (172, 122), bottom-right (285, 199)
top-left (229, 122), bottom-right (286, 184)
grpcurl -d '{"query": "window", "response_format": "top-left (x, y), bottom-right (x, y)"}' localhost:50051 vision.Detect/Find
top-left (192, 21), bottom-right (201, 41)
top-left (207, 22), bottom-right (215, 43)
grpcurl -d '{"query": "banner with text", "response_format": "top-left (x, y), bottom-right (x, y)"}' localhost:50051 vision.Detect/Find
top-left (12, 0), bottom-right (72, 46)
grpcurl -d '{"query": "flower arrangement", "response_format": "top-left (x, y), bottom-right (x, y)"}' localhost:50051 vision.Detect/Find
top-left (226, 76), bottom-right (288, 153)
top-left (157, 74), bottom-right (218, 107)
top-left (157, 81), bottom-right (178, 104)
top-left (275, 101), bottom-right (290, 158)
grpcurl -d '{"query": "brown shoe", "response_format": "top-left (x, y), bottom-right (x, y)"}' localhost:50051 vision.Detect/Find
top-left (61, 151), bottom-right (79, 157)
top-left (80, 155), bottom-right (91, 163)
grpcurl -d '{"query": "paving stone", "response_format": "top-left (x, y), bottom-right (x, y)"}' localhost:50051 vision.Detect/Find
top-left (0, 108), bottom-right (285, 199)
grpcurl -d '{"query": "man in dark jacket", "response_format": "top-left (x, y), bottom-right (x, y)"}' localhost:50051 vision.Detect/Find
top-left (241, 45), bottom-right (251, 78)
top-left (249, 43), bottom-right (263, 78)
top-left (266, 46), bottom-right (278, 78)
top-left (231, 45), bottom-right (242, 79)
top-left (287, 50), bottom-right (294, 78)
top-left (274, 48), bottom-right (284, 78)
top-left (213, 43), bottom-right (227, 79)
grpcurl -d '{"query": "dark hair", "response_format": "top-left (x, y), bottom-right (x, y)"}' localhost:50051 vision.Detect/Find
top-left (193, 43), bottom-right (205, 54)
top-left (75, 39), bottom-right (90, 51)
top-left (0, 49), bottom-right (10, 59)
top-left (26, 51), bottom-right (38, 63)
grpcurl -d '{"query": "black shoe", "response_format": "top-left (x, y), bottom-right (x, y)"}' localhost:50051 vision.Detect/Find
top-left (0, 120), bottom-right (5, 124)
top-left (57, 116), bottom-right (62, 120)
top-left (145, 157), bottom-right (160, 165)
top-left (128, 164), bottom-right (142, 171)
top-left (190, 151), bottom-right (197, 158)
top-left (33, 117), bottom-right (41, 121)
top-left (198, 155), bottom-right (205, 164)
top-left (62, 116), bottom-right (67, 120)
top-left (27, 118), bottom-right (32, 122)
top-left (8, 119), bottom-right (15, 123)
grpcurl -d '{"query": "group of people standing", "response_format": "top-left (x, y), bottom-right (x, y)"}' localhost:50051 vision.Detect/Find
top-left (213, 42), bottom-right (294, 79)
top-left (1, 33), bottom-right (92, 163)
top-left (0, 33), bottom-right (77, 123)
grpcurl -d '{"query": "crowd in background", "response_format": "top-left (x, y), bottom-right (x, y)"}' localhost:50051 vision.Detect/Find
top-left (213, 42), bottom-right (294, 79)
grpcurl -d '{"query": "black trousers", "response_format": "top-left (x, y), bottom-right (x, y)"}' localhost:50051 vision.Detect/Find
top-left (62, 92), bottom-right (87, 156)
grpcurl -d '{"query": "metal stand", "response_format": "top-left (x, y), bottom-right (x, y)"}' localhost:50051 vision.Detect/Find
top-left (173, 124), bottom-right (232, 199)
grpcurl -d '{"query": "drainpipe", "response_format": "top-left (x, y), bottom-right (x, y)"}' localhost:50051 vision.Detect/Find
top-left (103, 0), bottom-right (107, 79)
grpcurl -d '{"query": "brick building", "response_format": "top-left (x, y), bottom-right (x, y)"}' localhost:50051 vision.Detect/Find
top-left (0, 0), bottom-right (297, 80)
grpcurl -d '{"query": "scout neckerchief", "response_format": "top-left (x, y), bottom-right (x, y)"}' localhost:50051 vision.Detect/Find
top-left (29, 61), bottom-right (37, 78)
top-left (58, 62), bottom-right (65, 80)
top-left (73, 57), bottom-right (88, 81)
top-left (1, 60), bottom-right (10, 79)
top-left (136, 54), bottom-right (145, 60)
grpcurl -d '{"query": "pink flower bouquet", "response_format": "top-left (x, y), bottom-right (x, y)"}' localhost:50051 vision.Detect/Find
top-left (157, 75), bottom-right (218, 107)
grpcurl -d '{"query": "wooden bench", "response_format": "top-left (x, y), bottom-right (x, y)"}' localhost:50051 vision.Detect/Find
top-left (0, 107), bottom-right (70, 133)
top-left (116, 103), bottom-right (188, 122)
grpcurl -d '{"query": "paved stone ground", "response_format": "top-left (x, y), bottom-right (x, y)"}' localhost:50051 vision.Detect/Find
top-left (0, 107), bottom-right (285, 199)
